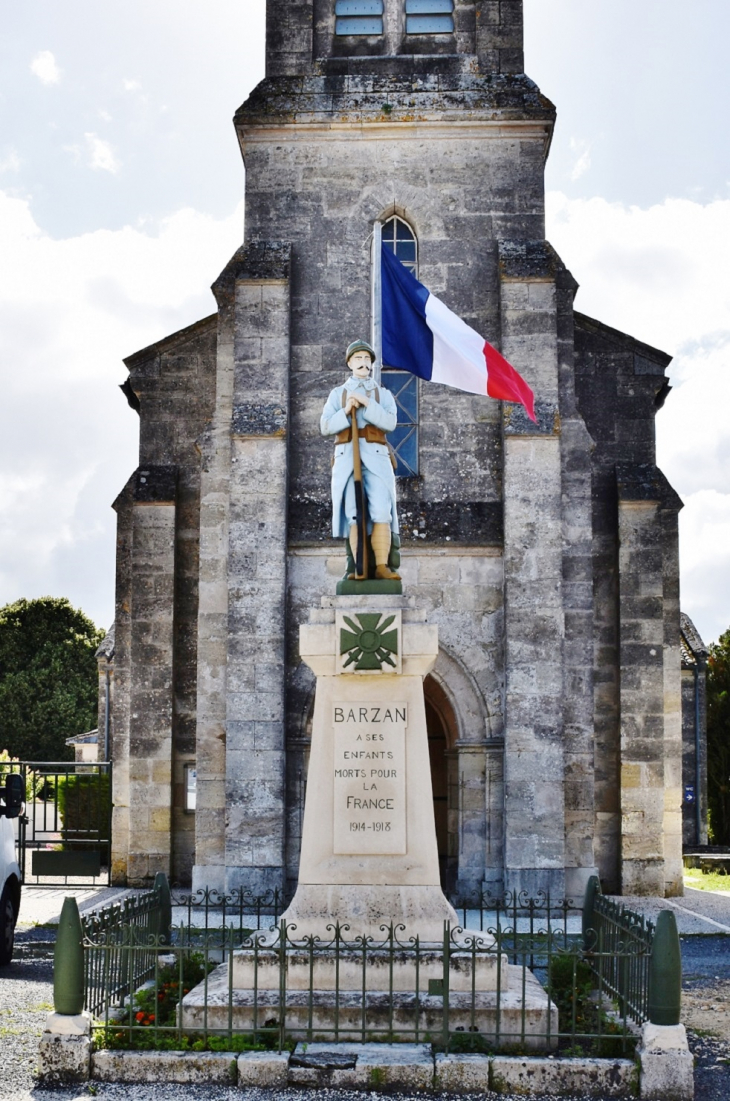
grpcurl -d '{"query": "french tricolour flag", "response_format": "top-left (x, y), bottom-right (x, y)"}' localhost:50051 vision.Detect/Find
top-left (381, 244), bottom-right (536, 423)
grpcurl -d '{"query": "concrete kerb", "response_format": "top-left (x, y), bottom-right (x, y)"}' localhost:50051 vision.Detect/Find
top-left (38, 1037), bottom-right (653, 1096)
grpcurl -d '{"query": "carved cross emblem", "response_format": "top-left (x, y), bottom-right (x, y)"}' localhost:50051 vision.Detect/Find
top-left (339, 613), bottom-right (399, 672)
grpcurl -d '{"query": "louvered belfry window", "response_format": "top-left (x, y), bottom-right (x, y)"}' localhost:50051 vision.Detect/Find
top-left (335, 0), bottom-right (384, 36)
top-left (405, 0), bottom-right (455, 34)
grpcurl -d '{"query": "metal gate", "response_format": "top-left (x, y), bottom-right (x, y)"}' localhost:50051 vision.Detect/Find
top-left (12, 761), bottom-right (112, 887)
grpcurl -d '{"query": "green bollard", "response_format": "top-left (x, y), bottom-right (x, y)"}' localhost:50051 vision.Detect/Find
top-left (648, 909), bottom-right (682, 1026)
top-left (152, 871), bottom-right (172, 947)
top-left (54, 897), bottom-right (85, 1015)
top-left (582, 874), bottom-right (601, 951)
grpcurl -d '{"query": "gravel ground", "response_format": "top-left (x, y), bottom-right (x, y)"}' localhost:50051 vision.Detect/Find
top-left (1, 930), bottom-right (727, 1100)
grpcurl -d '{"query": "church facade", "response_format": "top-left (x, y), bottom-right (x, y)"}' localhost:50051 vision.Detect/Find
top-left (106, 0), bottom-right (688, 900)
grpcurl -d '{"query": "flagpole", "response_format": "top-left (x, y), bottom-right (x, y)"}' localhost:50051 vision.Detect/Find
top-left (371, 220), bottom-right (382, 386)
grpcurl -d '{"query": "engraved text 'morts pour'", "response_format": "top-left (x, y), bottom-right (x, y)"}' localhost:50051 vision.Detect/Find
top-left (332, 702), bottom-right (407, 855)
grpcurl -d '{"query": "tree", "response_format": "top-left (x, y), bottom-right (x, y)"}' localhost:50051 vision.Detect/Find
top-left (0, 598), bottom-right (104, 762)
top-left (707, 628), bottom-right (730, 845)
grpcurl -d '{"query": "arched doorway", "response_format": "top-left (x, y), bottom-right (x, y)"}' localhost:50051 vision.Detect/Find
top-left (424, 676), bottom-right (459, 894)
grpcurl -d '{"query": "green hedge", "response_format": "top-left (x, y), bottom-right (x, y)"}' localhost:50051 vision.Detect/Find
top-left (57, 772), bottom-right (111, 863)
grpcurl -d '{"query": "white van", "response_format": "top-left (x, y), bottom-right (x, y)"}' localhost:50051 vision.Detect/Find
top-left (0, 774), bottom-right (24, 966)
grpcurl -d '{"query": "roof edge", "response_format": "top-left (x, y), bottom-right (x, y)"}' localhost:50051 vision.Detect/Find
top-left (574, 311), bottom-right (672, 368)
top-left (123, 312), bottom-right (218, 371)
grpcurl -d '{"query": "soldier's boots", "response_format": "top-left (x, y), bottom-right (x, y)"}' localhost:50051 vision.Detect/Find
top-left (372, 523), bottom-right (401, 581)
top-left (346, 522), bottom-right (401, 581)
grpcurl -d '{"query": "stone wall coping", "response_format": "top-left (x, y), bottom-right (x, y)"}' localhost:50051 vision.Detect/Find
top-left (42, 1041), bottom-right (652, 1095)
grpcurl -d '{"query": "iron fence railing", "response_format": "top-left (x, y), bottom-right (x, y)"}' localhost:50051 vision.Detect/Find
top-left (586, 888), bottom-right (654, 1024)
top-left (83, 878), bottom-right (170, 1016)
top-left (70, 881), bottom-right (668, 1058)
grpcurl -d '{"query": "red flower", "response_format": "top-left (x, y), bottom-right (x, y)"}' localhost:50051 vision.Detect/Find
top-left (135, 1011), bottom-right (145, 1022)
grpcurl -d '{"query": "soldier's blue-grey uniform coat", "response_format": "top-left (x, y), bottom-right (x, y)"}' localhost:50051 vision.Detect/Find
top-left (321, 376), bottom-right (399, 539)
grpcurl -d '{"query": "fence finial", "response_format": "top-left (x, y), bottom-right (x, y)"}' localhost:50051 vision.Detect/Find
top-left (648, 909), bottom-right (682, 1025)
top-left (152, 871), bottom-right (172, 947)
top-left (54, 896), bottom-right (85, 1015)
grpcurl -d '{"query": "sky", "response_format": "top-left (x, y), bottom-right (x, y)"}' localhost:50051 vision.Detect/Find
top-left (1, 0), bottom-right (728, 646)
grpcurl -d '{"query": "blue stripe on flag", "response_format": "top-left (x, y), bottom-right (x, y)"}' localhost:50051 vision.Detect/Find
top-left (381, 244), bottom-right (434, 379)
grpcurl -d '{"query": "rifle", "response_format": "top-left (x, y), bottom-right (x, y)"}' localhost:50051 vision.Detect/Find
top-left (351, 408), bottom-right (369, 579)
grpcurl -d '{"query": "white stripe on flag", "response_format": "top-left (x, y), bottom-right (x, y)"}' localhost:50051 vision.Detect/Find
top-left (426, 294), bottom-right (488, 395)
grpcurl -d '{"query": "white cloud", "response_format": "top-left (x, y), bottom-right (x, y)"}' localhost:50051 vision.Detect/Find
top-left (30, 50), bottom-right (61, 85)
top-left (569, 138), bottom-right (591, 181)
top-left (0, 150), bottom-right (21, 174)
top-left (0, 191), bottom-right (245, 627)
top-left (84, 133), bottom-right (120, 174)
top-left (547, 192), bottom-right (730, 644)
top-left (122, 78), bottom-right (142, 93)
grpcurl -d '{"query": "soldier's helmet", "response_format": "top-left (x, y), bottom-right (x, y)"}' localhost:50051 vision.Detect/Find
top-left (346, 339), bottom-right (376, 364)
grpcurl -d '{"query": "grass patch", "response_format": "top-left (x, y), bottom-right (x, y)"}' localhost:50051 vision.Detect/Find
top-left (684, 867), bottom-right (730, 893)
top-left (94, 1026), bottom-right (275, 1054)
top-left (548, 955), bottom-right (635, 1059)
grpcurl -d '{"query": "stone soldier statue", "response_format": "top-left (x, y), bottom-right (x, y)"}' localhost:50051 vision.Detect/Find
top-left (321, 340), bottom-right (401, 581)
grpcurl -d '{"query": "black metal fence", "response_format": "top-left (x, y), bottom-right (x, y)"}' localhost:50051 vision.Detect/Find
top-left (69, 880), bottom-right (678, 1057)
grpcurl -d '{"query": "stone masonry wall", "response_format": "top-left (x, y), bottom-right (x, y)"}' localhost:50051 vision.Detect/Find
top-left (499, 244), bottom-right (566, 899)
top-left (224, 244), bottom-right (292, 895)
top-left (267, 0), bottom-right (525, 75)
top-left (239, 128), bottom-right (546, 547)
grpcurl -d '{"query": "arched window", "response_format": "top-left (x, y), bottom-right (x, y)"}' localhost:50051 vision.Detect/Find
top-left (382, 214), bottom-right (417, 274)
top-left (405, 0), bottom-right (455, 35)
top-left (381, 215), bottom-right (419, 476)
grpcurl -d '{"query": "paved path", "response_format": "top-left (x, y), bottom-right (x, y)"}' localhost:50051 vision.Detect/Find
top-left (17, 885), bottom-right (143, 927)
top-left (607, 887), bottom-right (730, 934)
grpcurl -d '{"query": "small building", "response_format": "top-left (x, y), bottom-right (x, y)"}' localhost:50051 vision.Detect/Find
top-left (65, 730), bottom-right (99, 766)
top-left (103, 0), bottom-right (702, 900)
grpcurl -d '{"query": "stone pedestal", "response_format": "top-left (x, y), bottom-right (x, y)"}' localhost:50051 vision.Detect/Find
top-left (638, 1022), bottom-right (694, 1101)
top-left (280, 595), bottom-right (457, 942)
top-left (38, 1012), bottom-right (92, 1084)
top-left (181, 594), bottom-right (557, 1049)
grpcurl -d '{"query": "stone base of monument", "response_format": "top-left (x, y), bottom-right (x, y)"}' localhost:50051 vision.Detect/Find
top-left (180, 959), bottom-right (557, 1051)
top-left (272, 884), bottom-right (460, 943)
top-left (224, 940), bottom-right (508, 991)
top-left (183, 595), bottom-right (556, 1051)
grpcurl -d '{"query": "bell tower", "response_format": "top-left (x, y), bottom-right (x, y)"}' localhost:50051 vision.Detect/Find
top-left (206, 0), bottom-right (594, 902)
top-left (265, 0), bottom-right (524, 76)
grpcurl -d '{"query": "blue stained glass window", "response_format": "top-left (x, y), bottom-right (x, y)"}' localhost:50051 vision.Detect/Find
top-left (381, 216), bottom-right (420, 476)
top-left (383, 370), bottom-right (419, 477)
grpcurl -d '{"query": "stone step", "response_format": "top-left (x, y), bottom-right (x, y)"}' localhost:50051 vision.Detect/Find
top-left (231, 942), bottom-right (507, 992)
top-left (180, 963), bottom-right (557, 1052)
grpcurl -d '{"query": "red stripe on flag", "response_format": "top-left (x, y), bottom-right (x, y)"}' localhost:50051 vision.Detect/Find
top-left (483, 341), bottom-right (536, 423)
